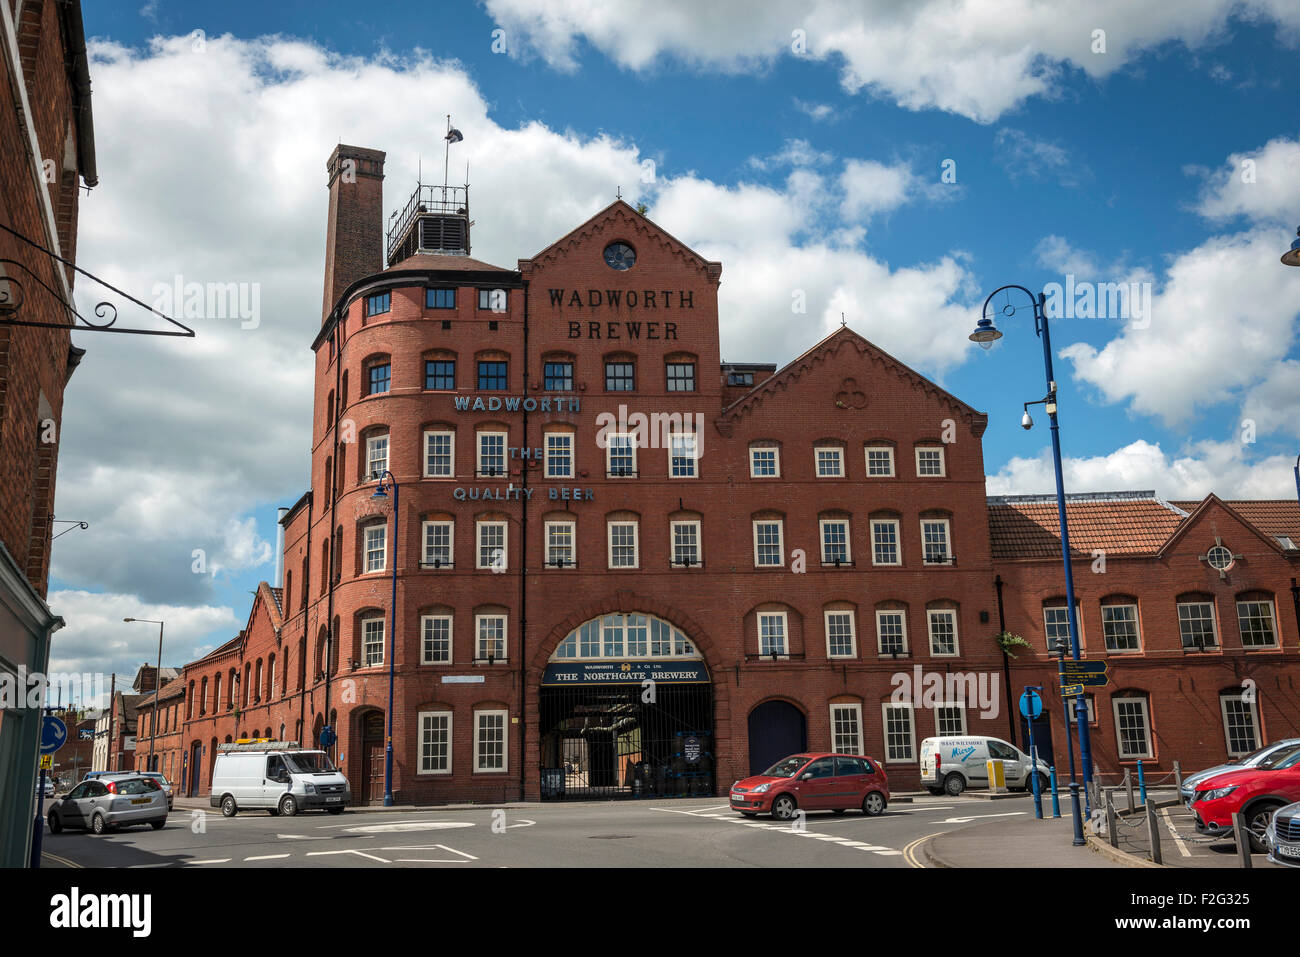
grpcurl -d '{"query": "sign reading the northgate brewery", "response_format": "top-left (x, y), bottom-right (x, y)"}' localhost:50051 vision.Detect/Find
top-left (541, 660), bottom-right (709, 686)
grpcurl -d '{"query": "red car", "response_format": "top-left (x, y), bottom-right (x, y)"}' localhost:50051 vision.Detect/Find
top-left (1191, 746), bottom-right (1300, 852)
top-left (730, 753), bottom-right (889, 820)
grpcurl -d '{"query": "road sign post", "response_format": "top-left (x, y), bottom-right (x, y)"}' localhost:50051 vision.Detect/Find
top-left (1020, 688), bottom-right (1044, 819)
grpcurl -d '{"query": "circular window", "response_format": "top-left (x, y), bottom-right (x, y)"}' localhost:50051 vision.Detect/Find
top-left (1206, 545), bottom-right (1233, 570)
top-left (603, 242), bottom-right (636, 271)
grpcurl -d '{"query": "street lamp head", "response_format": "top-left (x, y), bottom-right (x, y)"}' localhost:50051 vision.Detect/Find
top-left (969, 317), bottom-right (1002, 350)
top-left (371, 483), bottom-right (388, 500)
top-left (1282, 227), bottom-right (1300, 267)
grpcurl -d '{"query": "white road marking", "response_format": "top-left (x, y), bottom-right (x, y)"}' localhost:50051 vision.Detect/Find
top-left (346, 821), bottom-right (475, 833)
top-left (276, 833), bottom-right (330, 840)
top-left (939, 812), bottom-right (1027, 824)
top-left (503, 819), bottom-right (536, 829)
top-left (1161, 807), bottom-right (1192, 858)
top-left (306, 849), bottom-right (392, 863)
top-left (244, 854), bottom-right (290, 861)
top-left (873, 850), bottom-right (903, 856)
top-left (379, 843), bottom-right (478, 860)
top-left (189, 859), bottom-right (232, 865)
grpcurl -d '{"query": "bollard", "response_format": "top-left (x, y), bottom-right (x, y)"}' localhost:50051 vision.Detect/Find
top-left (1049, 767), bottom-right (1061, 818)
top-left (1233, 813), bottom-right (1253, 869)
top-left (1137, 759), bottom-right (1147, 807)
top-left (1173, 760), bottom-right (1182, 793)
top-left (1146, 800), bottom-right (1163, 865)
top-left (1068, 781), bottom-right (1085, 846)
top-left (1125, 769), bottom-right (1134, 813)
top-left (1106, 788), bottom-right (1118, 848)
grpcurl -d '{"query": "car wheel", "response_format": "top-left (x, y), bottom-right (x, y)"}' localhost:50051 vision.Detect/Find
top-left (90, 813), bottom-right (106, 835)
top-left (150, 820), bottom-right (165, 830)
top-left (47, 812), bottom-right (62, 834)
top-left (1246, 802), bottom-right (1282, 854)
top-left (268, 807), bottom-right (279, 817)
top-left (326, 807), bottom-right (344, 815)
top-left (1035, 773), bottom-right (1050, 795)
top-left (943, 773), bottom-right (966, 796)
top-left (862, 791), bottom-right (887, 816)
top-left (772, 794), bottom-right (798, 821)
top-left (221, 795), bottom-right (238, 817)
top-left (278, 794), bottom-right (298, 817)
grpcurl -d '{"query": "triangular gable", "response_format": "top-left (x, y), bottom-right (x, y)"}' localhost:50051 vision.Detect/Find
top-left (717, 326), bottom-right (987, 437)
top-left (1156, 493), bottom-right (1290, 560)
top-left (518, 200), bottom-right (722, 281)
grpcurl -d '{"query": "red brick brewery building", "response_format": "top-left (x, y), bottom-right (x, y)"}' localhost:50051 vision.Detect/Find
top-left (173, 144), bottom-right (1300, 805)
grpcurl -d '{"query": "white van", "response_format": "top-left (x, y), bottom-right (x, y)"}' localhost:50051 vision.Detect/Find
top-left (919, 736), bottom-right (1051, 796)
top-left (210, 741), bottom-right (350, 817)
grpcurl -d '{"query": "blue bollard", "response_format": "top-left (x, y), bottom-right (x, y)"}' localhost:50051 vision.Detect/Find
top-left (1137, 759), bottom-right (1147, 807)
top-left (1050, 766), bottom-right (1061, 818)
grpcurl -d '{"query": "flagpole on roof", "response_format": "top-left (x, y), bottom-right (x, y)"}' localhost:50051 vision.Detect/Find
top-left (444, 114), bottom-right (450, 200)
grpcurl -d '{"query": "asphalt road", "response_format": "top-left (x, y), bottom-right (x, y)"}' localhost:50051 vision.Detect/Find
top-left (39, 794), bottom-right (1035, 868)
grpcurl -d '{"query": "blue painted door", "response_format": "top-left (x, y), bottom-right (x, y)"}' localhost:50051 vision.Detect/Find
top-left (748, 701), bottom-right (807, 776)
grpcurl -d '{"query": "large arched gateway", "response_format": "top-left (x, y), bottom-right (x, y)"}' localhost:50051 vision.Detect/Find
top-left (539, 613), bottom-right (714, 800)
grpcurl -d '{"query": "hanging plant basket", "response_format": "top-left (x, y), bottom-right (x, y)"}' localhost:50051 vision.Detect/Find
top-left (994, 631), bottom-right (1032, 660)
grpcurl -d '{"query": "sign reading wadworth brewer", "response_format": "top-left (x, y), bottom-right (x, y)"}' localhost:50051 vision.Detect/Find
top-left (541, 660), bottom-right (709, 686)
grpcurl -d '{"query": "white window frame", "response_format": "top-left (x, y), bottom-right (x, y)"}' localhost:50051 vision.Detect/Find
top-left (882, 702), bottom-right (916, 763)
top-left (1068, 694), bottom-right (1098, 726)
top-left (422, 520), bottom-right (453, 568)
top-left (607, 520), bottom-right (640, 569)
top-left (1219, 693), bottom-right (1261, 757)
top-left (876, 610), bottom-right (908, 656)
top-left (361, 616), bottom-right (385, 667)
top-left (749, 446), bottom-right (780, 478)
top-left (1112, 697), bottom-right (1153, 759)
top-left (1236, 599), bottom-right (1279, 649)
top-left (476, 521), bottom-right (507, 570)
top-left (920, 518), bottom-right (953, 565)
top-left (545, 431), bottom-right (574, 479)
top-left (864, 446), bottom-right (895, 477)
top-left (544, 520), bottom-right (576, 568)
top-left (364, 524), bottom-right (387, 573)
top-left (824, 610), bottom-right (857, 659)
top-left (473, 709), bottom-right (509, 773)
top-left (417, 710), bottom-right (452, 774)
top-left (935, 703), bottom-right (967, 736)
top-left (757, 611), bottom-right (788, 657)
top-left (927, 608), bottom-right (959, 657)
top-left (668, 431), bottom-right (698, 479)
top-left (830, 703), bottom-right (863, 755)
top-left (365, 433), bottom-right (389, 481)
top-left (605, 433), bottom-right (638, 477)
top-left (753, 519), bottom-right (785, 567)
top-left (1177, 601), bottom-right (1219, 649)
top-left (670, 519), bottom-right (702, 567)
top-left (424, 430), bottom-right (455, 478)
top-left (1042, 603), bottom-right (1079, 651)
top-left (915, 446), bottom-right (946, 477)
top-left (819, 518), bottom-right (851, 566)
top-left (476, 430), bottom-right (507, 477)
top-left (475, 613), bottom-right (507, 662)
top-left (1101, 603), bottom-right (1141, 653)
top-left (870, 519), bottom-right (901, 566)
top-left (815, 446), bottom-right (844, 478)
top-left (420, 613), bottom-right (453, 664)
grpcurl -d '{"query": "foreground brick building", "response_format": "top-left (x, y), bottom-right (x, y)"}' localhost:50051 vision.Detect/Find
top-left (0, 0), bottom-right (96, 864)
top-left (174, 143), bottom-right (1300, 806)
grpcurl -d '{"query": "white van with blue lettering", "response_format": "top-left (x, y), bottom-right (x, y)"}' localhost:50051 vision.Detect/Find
top-left (919, 736), bottom-right (1051, 796)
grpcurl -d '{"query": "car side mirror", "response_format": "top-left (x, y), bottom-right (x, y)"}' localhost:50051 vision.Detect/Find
top-left (801, 773), bottom-right (813, 781)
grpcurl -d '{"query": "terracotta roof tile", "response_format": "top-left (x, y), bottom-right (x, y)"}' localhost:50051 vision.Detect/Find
top-left (987, 495), bottom-right (1187, 559)
top-left (383, 253), bottom-right (515, 275)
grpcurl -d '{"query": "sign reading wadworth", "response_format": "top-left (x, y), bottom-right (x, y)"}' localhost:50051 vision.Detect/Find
top-left (453, 395), bottom-right (581, 413)
top-left (541, 660), bottom-right (709, 686)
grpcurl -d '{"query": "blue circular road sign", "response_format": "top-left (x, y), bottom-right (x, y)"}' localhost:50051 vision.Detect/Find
top-left (1019, 690), bottom-right (1043, 720)
top-left (39, 715), bottom-right (68, 755)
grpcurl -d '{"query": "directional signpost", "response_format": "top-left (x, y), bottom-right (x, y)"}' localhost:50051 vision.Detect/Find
top-left (1059, 659), bottom-right (1109, 687)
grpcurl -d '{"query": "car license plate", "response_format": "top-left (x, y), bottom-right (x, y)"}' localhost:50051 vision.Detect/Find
top-left (325, 796), bottom-right (341, 802)
top-left (1279, 843), bottom-right (1300, 858)
top-left (131, 798), bottom-right (150, 805)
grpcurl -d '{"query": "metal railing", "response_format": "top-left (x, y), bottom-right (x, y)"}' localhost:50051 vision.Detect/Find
top-left (386, 184), bottom-right (469, 260)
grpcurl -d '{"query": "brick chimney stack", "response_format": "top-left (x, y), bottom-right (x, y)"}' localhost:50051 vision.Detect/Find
top-left (321, 144), bottom-right (386, 322)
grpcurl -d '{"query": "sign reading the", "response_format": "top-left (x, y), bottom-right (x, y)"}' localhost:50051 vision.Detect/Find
top-left (541, 660), bottom-right (709, 687)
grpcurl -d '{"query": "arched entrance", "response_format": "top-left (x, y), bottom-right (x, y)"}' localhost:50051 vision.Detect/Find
top-left (748, 700), bottom-right (807, 776)
top-left (538, 613), bottom-right (713, 800)
top-left (187, 740), bottom-right (202, 796)
top-left (358, 710), bottom-right (386, 805)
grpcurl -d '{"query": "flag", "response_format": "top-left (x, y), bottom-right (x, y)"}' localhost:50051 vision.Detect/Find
top-left (445, 128), bottom-right (463, 144)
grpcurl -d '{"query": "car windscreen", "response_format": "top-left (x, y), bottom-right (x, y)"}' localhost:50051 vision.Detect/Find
top-left (1259, 746), bottom-right (1300, 770)
top-left (1244, 742), bottom-right (1293, 766)
top-left (115, 778), bottom-right (158, 794)
top-left (762, 756), bottom-right (810, 778)
top-left (285, 752), bottom-right (334, 774)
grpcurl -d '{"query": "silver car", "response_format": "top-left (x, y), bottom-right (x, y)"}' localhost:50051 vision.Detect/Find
top-left (1180, 738), bottom-right (1300, 803)
top-left (47, 775), bottom-right (168, 835)
top-left (138, 772), bottom-right (174, 810)
top-left (1265, 801), bottom-right (1300, 867)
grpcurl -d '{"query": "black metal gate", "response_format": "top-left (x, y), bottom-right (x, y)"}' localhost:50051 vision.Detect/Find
top-left (539, 681), bottom-right (714, 800)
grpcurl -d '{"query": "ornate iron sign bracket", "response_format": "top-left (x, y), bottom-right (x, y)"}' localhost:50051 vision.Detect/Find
top-left (0, 221), bottom-right (195, 337)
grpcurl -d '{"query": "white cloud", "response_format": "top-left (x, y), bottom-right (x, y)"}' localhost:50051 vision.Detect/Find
top-left (995, 128), bottom-right (1092, 187)
top-left (748, 137), bottom-right (835, 170)
top-left (484, 0), bottom-right (1300, 123)
top-left (1193, 133), bottom-right (1300, 225)
top-left (839, 159), bottom-right (913, 220)
top-left (986, 438), bottom-right (1298, 499)
top-left (1241, 359), bottom-right (1300, 440)
top-left (793, 98), bottom-right (836, 122)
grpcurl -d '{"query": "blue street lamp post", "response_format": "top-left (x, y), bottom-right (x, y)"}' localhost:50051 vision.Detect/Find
top-left (970, 284), bottom-right (1095, 823)
top-left (371, 471), bottom-right (398, 807)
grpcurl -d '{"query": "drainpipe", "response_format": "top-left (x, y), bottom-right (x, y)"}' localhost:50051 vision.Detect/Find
top-left (1291, 578), bottom-right (1299, 648)
top-left (298, 493), bottom-right (312, 742)
top-left (323, 317), bottom-right (342, 758)
top-left (518, 279), bottom-right (529, 800)
top-left (994, 574), bottom-right (1015, 746)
